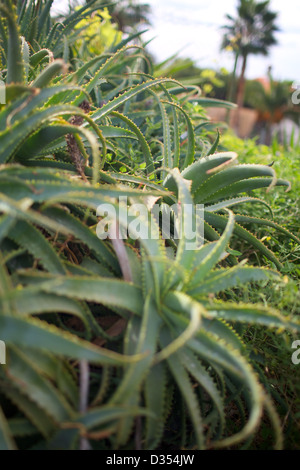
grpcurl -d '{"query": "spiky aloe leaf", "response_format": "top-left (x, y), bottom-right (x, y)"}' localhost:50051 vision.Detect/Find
top-left (187, 265), bottom-right (279, 295)
top-left (204, 211), bottom-right (283, 269)
top-left (1, 287), bottom-right (94, 335)
top-left (163, 152), bottom-right (237, 193)
top-left (194, 165), bottom-right (277, 204)
top-left (189, 97), bottom-right (237, 109)
top-left (9, 219), bottom-right (66, 274)
top-left (159, 327), bottom-right (205, 449)
top-left (0, 314), bottom-right (145, 366)
top-left (207, 129), bottom-right (220, 156)
top-left (205, 196), bottom-right (273, 217)
top-left (0, 104), bottom-right (98, 164)
top-left (0, 374), bottom-right (56, 438)
top-left (38, 276), bottom-right (143, 315)
top-left (90, 77), bottom-right (181, 122)
top-left (6, 347), bottom-right (75, 422)
top-left (110, 111), bottom-right (155, 175)
top-left (162, 100), bottom-right (195, 169)
top-left (144, 362), bottom-right (167, 449)
top-left (31, 59), bottom-right (67, 88)
top-left (205, 302), bottom-right (300, 333)
top-left (178, 348), bottom-right (225, 439)
top-left (0, 406), bottom-right (17, 450)
top-left (0, 1), bottom-right (24, 84)
top-left (49, 405), bottom-right (154, 450)
top-left (110, 295), bottom-right (161, 446)
top-left (190, 210), bottom-right (235, 284)
top-left (202, 177), bottom-right (291, 202)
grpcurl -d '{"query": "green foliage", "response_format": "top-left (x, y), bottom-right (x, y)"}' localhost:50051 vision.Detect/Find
top-left (222, 0), bottom-right (279, 57)
top-left (0, 0), bottom-right (299, 451)
top-left (218, 129), bottom-right (300, 448)
top-left (221, 0), bottom-right (279, 106)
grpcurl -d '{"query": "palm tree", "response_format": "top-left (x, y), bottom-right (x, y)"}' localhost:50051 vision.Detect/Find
top-left (222, 0), bottom-right (279, 109)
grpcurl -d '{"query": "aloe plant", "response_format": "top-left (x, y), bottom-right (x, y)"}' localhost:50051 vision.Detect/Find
top-left (0, 0), bottom-right (299, 451)
top-left (1, 165), bottom-right (298, 450)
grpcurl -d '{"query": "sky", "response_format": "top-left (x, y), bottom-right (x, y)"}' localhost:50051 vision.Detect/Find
top-left (52, 0), bottom-right (300, 81)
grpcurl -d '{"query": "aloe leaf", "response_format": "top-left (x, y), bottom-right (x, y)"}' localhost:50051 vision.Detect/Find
top-left (29, 49), bottom-right (53, 68)
top-left (194, 165), bottom-right (277, 204)
top-left (160, 327), bottom-right (205, 449)
top-left (74, 45), bottom-right (142, 101)
top-left (206, 302), bottom-right (300, 333)
top-left (204, 211), bottom-right (283, 269)
top-left (144, 362), bottom-right (167, 449)
top-left (39, 276), bottom-right (143, 315)
top-left (0, 86), bottom-right (83, 129)
top-left (49, 405), bottom-right (153, 450)
top-left (90, 78), bottom-right (180, 122)
top-left (234, 214), bottom-right (300, 244)
top-left (178, 348), bottom-right (225, 438)
top-left (31, 59), bottom-right (66, 88)
top-left (0, 104), bottom-right (89, 163)
top-left (202, 177), bottom-right (291, 203)
top-left (0, 314), bottom-right (144, 365)
top-left (186, 333), bottom-right (263, 448)
top-left (112, 29), bottom-right (149, 52)
top-left (37, 0), bottom-right (54, 38)
top-left (188, 265), bottom-right (279, 295)
top-left (0, 375), bottom-right (56, 438)
top-left (41, 206), bottom-right (118, 272)
top-left (0, 174), bottom-right (163, 206)
top-left (157, 98), bottom-right (172, 175)
top-left (0, 287), bottom-right (93, 334)
top-left (17, 347), bottom-right (78, 407)
top-left (0, 2), bottom-right (24, 84)
top-left (162, 100), bottom-right (195, 169)
top-left (207, 129), bottom-right (220, 156)
top-left (7, 347), bottom-right (75, 422)
top-left (110, 295), bottom-right (161, 445)
top-left (0, 215), bottom-right (15, 243)
top-left (8, 418), bottom-right (39, 438)
top-left (167, 168), bottom-right (200, 275)
top-left (9, 219), bottom-right (66, 274)
top-left (0, 253), bottom-right (13, 315)
top-left (189, 97), bottom-right (237, 109)
top-left (163, 152), bottom-right (237, 194)
top-left (205, 196), bottom-right (273, 217)
top-left (158, 291), bottom-right (203, 361)
top-left (111, 111), bottom-right (155, 175)
top-left (21, 36), bottom-right (30, 82)
top-left (0, 406), bottom-right (17, 450)
top-left (110, 295), bottom-right (161, 404)
top-left (191, 210), bottom-right (234, 284)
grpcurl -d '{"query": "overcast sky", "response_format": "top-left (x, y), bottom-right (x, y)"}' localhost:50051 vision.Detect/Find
top-left (52, 0), bottom-right (300, 81)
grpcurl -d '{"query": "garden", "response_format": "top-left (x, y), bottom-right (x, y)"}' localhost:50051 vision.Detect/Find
top-left (0, 0), bottom-right (299, 451)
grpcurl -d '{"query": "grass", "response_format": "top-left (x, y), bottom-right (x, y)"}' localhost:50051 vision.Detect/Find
top-left (220, 130), bottom-right (300, 449)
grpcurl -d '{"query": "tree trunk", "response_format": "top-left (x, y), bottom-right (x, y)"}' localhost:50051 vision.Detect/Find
top-left (232, 54), bottom-right (247, 134)
top-left (237, 54), bottom-right (247, 109)
top-left (226, 50), bottom-right (239, 124)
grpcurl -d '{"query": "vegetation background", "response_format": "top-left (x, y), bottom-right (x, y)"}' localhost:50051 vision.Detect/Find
top-left (0, 0), bottom-right (299, 450)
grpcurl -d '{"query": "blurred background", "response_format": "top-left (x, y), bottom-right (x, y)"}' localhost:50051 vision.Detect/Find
top-left (52, 0), bottom-right (300, 143)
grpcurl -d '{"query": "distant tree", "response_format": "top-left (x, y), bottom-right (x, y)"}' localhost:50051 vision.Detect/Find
top-left (110, 0), bottom-right (151, 33)
top-left (245, 68), bottom-right (292, 143)
top-left (85, 0), bottom-right (151, 33)
top-left (222, 0), bottom-right (279, 108)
